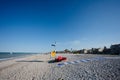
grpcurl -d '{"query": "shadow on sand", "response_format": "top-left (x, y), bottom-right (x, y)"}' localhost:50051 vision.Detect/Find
top-left (48, 59), bottom-right (58, 63)
top-left (16, 60), bottom-right (44, 62)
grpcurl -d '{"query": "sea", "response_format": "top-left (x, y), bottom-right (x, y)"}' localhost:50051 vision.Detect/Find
top-left (0, 52), bottom-right (39, 61)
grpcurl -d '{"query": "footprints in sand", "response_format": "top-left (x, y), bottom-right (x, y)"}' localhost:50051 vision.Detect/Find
top-left (57, 57), bottom-right (106, 67)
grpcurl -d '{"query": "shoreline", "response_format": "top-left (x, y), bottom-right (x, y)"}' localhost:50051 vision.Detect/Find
top-left (0, 53), bottom-right (42, 62)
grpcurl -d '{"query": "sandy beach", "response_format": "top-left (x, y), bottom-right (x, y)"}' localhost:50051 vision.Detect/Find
top-left (0, 54), bottom-right (120, 80)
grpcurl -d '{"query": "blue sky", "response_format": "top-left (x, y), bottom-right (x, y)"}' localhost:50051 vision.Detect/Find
top-left (0, 0), bottom-right (120, 52)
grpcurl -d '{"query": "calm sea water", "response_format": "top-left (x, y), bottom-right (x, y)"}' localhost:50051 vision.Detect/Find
top-left (0, 52), bottom-right (38, 61)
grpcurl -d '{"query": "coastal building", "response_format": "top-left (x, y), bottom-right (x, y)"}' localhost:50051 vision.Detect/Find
top-left (98, 48), bottom-right (104, 52)
top-left (79, 49), bottom-right (88, 54)
top-left (110, 44), bottom-right (120, 55)
top-left (57, 43), bottom-right (120, 55)
top-left (83, 49), bottom-right (89, 54)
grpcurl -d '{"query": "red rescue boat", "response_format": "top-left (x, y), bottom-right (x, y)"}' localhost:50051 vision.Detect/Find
top-left (55, 56), bottom-right (67, 62)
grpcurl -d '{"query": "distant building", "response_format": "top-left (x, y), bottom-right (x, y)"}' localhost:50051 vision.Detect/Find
top-left (83, 49), bottom-right (88, 54)
top-left (87, 49), bottom-right (92, 54)
top-left (79, 49), bottom-right (88, 54)
top-left (64, 49), bottom-right (71, 53)
top-left (56, 43), bottom-right (120, 55)
top-left (110, 44), bottom-right (120, 55)
top-left (98, 48), bottom-right (104, 52)
top-left (89, 48), bottom-right (104, 54)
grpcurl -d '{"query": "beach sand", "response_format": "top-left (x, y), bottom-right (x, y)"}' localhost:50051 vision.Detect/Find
top-left (0, 54), bottom-right (120, 80)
